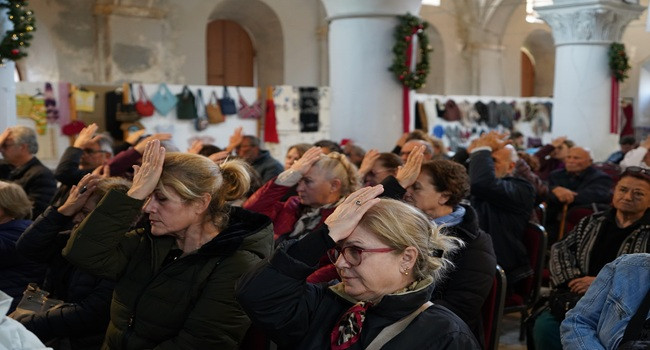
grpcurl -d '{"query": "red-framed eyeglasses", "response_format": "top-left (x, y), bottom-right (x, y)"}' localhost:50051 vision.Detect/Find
top-left (327, 246), bottom-right (395, 266)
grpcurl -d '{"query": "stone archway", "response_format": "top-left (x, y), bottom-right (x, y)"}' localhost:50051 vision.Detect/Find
top-left (207, 0), bottom-right (284, 89)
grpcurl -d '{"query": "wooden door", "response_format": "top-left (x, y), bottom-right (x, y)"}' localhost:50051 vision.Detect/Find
top-left (207, 20), bottom-right (254, 86)
top-left (521, 50), bottom-right (535, 97)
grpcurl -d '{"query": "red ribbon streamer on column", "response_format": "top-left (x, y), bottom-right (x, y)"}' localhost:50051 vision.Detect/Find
top-left (402, 32), bottom-right (416, 133)
top-left (610, 76), bottom-right (619, 134)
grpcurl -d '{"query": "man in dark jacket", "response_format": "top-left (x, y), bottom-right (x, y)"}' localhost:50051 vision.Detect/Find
top-left (468, 132), bottom-right (535, 286)
top-left (0, 126), bottom-right (56, 218)
top-left (546, 147), bottom-right (613, 241)
top-left (51, 123), bottom-right (113, 206)
top-left (236, 135), bottom-right (283, 183)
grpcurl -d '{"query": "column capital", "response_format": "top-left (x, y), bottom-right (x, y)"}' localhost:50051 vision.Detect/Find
top-left (537, 1), bottom-right (645, 46)
top-left (321, 0), bottom-right (421, 21)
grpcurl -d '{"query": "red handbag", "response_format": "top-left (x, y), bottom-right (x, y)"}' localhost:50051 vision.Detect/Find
top-left (237, 87), bottom-right (262, 119)
top-left (135, 84), bottom-right (155, 117)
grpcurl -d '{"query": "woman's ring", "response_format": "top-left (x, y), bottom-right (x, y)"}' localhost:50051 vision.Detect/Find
top-left (79, 186), bottom-right (88, 194)
top-left (355, 200), bottom-right (362, 206)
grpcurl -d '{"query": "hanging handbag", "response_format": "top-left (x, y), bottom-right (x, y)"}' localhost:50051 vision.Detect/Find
top-left (176, 85), bottom-right (198, 120)
top-left (11, 283), bottom-right (64, 318)
top-left (194, 88), bottom-right (209, 131)
top-left (135, 84), bottom-right (155, 117)
top-left (548, 289), bottom-right (582, 322)
top-left (237, 87), bottom-right (263, 119)
top-left (116, 83), bottom-right (140, 122)
top-left (219, 86), bottom-right (237, 115)
top-left (151, 83), bottom-right (178, 116)
top-left (206, 90), bottom-right (225, 124)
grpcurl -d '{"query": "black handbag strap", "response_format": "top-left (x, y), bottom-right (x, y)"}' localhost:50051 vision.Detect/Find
top-left (621, 287), bottom-right (650, 343)
top-left (128, 83), bottom-right (136, 103)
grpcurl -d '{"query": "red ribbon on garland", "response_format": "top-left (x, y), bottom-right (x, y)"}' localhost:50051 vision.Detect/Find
top-left (610, 76), bottom-right (619, 134)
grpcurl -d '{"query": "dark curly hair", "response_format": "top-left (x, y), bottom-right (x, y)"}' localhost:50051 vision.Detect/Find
top-left (419, 159), bottom-right (469, 207)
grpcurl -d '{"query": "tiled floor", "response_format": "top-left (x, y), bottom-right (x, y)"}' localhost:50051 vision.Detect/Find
top-left (498, 313), bottom-right (527, 350)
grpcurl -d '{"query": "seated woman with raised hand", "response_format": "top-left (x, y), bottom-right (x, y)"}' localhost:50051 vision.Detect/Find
top-left (15, 174), bottom-right (131, 349)
top-left (379, 145), bottom-right (496, 347)
top-left (243, 146), bottom-right (360, 283)
top-left (62, 140), bottom-right (274, 349)
top-left (357, 149), bottom-right (402, 186)
top-left (0, 181), bottom-right (44, 313)
top-left (283, 143), bottom-right (312, 170)
top-left (237, 186), bottom-right (479, 349)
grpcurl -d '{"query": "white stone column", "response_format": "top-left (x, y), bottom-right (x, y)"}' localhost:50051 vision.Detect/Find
top-left (321, 0), bottom-right (421, 151)
top-left (477, 43), bottom-right (506, 96)
top-left (0, 7), bottom-right (17, 132)
top-left (537, 1), bottom-right (644, 161)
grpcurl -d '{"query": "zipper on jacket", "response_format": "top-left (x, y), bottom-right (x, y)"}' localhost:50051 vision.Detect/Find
top-left (120, 253), bottom-right (201, 347)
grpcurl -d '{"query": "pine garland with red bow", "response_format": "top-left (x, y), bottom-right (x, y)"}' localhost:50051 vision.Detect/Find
top-left (389, 13), bottom-right (432, 90)
top-left (609, 42), bottom-right (630, 83)
top-left (0, 0), bottom-right (36, 64)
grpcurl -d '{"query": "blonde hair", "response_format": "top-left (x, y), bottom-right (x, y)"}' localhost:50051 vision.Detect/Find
top-left (95, 177), bottom-right (132, 199)
top-left (312, 152), bottom-right (361, 198)
top-left (358, 199), bottom-right (460, 281)
top-left (157, 153), bottom-right (250, 229)
top-left (0, 181), bottom-right (32, 219)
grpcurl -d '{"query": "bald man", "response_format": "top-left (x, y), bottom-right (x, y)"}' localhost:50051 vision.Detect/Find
top-left (468, 132), bottom-right (535, 286)
top-left (546, 147), bottom-right (613, 241)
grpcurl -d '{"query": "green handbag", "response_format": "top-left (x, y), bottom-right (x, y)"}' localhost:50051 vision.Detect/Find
top-left (176, 85), bottom-right (198, 120)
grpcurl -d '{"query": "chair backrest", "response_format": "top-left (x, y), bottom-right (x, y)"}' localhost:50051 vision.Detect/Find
top-left (520, 222), bottom-right (548, 307)
top-left (592, 161), bottom-right (621, 184)
top-left (564, 206), bottom-right (595, 235)
top-left (482, 265), bottom-right (507, 350)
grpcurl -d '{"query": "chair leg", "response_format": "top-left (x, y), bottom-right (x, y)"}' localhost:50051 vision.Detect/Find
top-left (519, 310), bottom-right (528, 341)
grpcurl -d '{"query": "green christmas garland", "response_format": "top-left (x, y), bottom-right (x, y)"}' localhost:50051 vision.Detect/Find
top-left (609, 42), bottom-right (630, 83)
top-left (389, 13), bottom-right (432, 90)
top-left (0, 0), bottom-right (35, 63)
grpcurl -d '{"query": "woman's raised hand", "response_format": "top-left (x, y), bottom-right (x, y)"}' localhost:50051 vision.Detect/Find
top-left (326, 185), bottom-right (383, 242)
top-left (396, 144), bottom-right (424, 189)
top-left (128, 140), bottom-right (166, 200)
top-left (58, 173), bottom-right (101, 216)
top-left (358, 149), bottom-right (380, 177)
top-left (289, 146), bottom-right (322, 175)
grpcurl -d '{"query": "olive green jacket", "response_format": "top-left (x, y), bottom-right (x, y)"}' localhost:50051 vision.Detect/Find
top-left (63, 190), bottom-right (274, 350)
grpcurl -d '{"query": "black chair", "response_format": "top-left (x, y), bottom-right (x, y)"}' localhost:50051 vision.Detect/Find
top-left (482, 265), bottom-right (507, 350)
top-left (534, 202), bottom-right (546, 227)
top-left (503, 221), bottom-right (548, 341)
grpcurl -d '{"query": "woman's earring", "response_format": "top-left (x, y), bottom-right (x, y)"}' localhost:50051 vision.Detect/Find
top-left (402, 268), bottom-right (409, 276)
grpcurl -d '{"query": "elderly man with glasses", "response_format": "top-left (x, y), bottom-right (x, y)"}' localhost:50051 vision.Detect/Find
top-left (533, 166), bottom-right (650, 350)
top-left (0, 126), bottom-right (56, 218)
top-left (51, 123), bottom-right (114, 206)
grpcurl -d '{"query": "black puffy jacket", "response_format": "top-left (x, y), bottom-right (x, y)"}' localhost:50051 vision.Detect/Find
top-left (16, 206), bottom-right (113, 350)
top-left (237, 227), bottom-right (480, 349)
